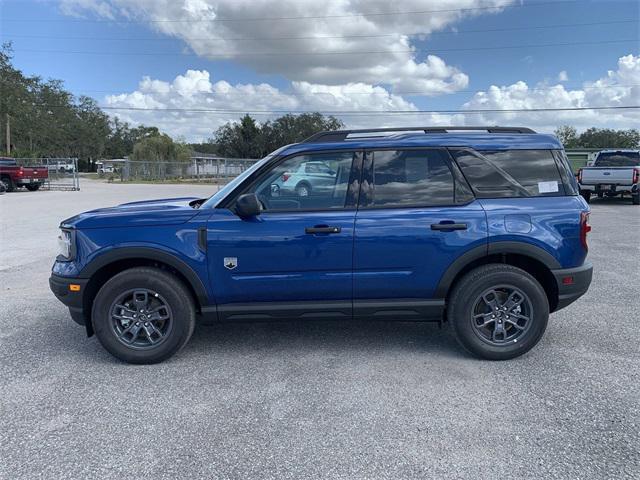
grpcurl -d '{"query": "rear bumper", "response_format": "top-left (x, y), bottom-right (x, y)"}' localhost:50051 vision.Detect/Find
top-left (49, 274), bottom-right (88, 326)
top-left (552, 262), bottom-right (593, 311)
top-left (16, 178), bottom-right (45, 185)
top-left (580, 184), bottom-right (638, 194)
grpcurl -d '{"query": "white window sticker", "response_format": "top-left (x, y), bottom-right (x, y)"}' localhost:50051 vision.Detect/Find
top-left (538, 181), bottom-right (559, 194)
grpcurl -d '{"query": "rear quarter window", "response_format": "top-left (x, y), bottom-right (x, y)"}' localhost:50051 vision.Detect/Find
top-left (450, 149), bottom-right (568, 198)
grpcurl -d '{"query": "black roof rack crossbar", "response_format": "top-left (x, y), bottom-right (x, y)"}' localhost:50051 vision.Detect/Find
top-left (302, 126), bottom-right (536, 143)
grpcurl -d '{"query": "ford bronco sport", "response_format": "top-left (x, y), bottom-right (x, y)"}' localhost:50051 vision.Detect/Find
top-left (50, 126), bottom-right (593, 364)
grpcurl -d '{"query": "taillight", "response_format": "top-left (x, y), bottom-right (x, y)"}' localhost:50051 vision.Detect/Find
top-left (580, 212), bottom-right (591, 251)
top-left (281, 173), bottom-right (290, 182)
top-left (17, 167), bottom-right (24, 176)
top-left (577, 168), bottom-right (583, 184)
top-left (633, 168), bottom-right (640, 184)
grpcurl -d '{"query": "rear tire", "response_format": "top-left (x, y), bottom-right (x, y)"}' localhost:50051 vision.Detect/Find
top-left (1, 176), bottom-right (14, 192)
top-left (25, 184), bottom-right (40, 191)
top-left (92, 267), bottom-right (196, 364)
top-left (448, 264), bottom-right (549, 360)
top-left (581, 190), bottom-right (591, 203)
top-left (632, 193), bottom-right (640, 205)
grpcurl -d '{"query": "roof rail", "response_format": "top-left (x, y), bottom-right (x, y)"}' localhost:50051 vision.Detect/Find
top-left (302, 126), bottom-right (536, 143)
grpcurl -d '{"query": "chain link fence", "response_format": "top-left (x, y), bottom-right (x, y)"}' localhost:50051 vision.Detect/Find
top-left (15, 158), bottom-right (80, 190)
top-left (110, 158), bottom-right (259, 183)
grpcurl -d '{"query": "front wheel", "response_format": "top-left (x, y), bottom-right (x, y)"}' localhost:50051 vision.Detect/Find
top-left (448, 264), bottom-right (549, 360)
top-left (92, 267), bottom-right (196, 364)
top-left (296, 183), bottom-right (311, 197)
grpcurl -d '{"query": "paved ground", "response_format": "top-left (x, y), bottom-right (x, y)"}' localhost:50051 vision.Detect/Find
top-left (1, 181), bottom-right (638, 479)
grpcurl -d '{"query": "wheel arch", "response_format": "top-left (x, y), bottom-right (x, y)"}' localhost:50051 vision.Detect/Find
top-left (80, 248), bottom-right (209, 335)
top-left (437, 242), bottom-right (560, 313)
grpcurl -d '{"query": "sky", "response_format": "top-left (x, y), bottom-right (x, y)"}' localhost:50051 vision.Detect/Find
top-left (1, 0), bottom-right (639, 141)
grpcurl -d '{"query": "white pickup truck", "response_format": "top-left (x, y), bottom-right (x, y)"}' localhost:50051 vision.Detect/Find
top-left (578, 149), bottom-right (640, 205)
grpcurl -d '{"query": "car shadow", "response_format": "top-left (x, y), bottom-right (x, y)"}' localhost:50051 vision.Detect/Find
top-left (184, 319), bottom-right (467, 360)
top-left (589, 195), bottom-right (636, 206)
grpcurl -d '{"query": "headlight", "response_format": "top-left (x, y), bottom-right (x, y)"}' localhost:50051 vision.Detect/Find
top-left (57, 229), bottom-right (74, 260)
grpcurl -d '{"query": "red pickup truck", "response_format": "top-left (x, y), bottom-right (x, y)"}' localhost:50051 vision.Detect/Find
top-left (0, 157), bottom-right (48, 192)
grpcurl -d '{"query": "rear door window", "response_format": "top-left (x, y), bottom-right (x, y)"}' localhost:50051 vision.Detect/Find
top-left (367, 149), bottom-right (464, 207)
top-left (450, 149), bottom-right (567, 198)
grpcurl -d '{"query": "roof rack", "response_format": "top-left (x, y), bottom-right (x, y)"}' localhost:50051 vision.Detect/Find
top-left (302, 126), bottom-right (536, 143)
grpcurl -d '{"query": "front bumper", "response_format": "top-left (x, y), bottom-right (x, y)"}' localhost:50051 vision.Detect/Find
top-left (49, 274), bottom-right (88, 326)
top-left (552, 262), bottom-right (593, 311)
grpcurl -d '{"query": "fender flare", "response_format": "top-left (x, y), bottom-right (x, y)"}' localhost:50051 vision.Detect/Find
top-left (434, 241), bottom-right (561, 298)
top-left (79, 247), bottom-right (210, 306)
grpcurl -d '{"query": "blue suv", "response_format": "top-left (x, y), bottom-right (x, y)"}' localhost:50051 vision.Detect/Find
top-left (50, 126), bottom-right (593, 364)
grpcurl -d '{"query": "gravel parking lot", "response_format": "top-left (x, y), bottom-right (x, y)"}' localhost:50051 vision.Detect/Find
top-left (1, 180), bottom-right (638, 479)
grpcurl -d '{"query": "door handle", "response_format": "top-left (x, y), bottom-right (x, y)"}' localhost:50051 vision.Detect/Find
top-left (430, 222), bottom-right (468, 231)
top-left (305, 225), bottom-right (342, 234)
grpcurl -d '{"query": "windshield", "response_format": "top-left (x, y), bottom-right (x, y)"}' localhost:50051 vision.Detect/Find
top-left (594, 151), bottom-right (640, 167)
top-left (201, 146), bottom-right (289, 208)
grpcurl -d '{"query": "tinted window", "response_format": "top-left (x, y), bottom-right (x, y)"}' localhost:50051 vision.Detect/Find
top-left (371, 149), bottom-right (455, 207)
top-left (249, 152), bottom-right (354, 211)
top-left (451, 149), bottom-right (566, 198)
top-left (595, 151), bottom-right (639, 167)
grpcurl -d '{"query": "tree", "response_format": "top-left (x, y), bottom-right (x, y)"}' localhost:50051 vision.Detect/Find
top-left (130, 133), bottom-right (191, 162)
top-left (213, 113), bottom-right (345, 158)
top-left (554, 126), bottom-right (578, 148)
top-left (577, 128), bottom-right (640, 149)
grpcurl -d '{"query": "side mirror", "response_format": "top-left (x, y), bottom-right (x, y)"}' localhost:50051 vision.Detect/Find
top-left (235, 193), bottom-right (262, 218)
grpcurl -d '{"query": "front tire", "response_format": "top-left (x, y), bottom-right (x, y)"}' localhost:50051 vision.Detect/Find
top-left (92, 267), bottom-right (196, 364)
top-left (448, 264), bottom-right (549, 360)
top-left (296, 183), bottom-right (311, 197)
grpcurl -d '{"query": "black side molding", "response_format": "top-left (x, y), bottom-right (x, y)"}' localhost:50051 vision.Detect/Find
top-left (198, 227), bottom-right (207, 252)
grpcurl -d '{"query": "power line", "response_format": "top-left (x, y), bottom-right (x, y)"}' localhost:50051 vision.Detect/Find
top-left (36, 105), bottom-right (639, 116)
top-left (12, 38), bottom-right (636, 58)
top-left (1, 0), bottom-right (580, 23)
top-left (2, 19), bottom-right (635, 43)
top-left (63, 84), bottom-right (640, 98)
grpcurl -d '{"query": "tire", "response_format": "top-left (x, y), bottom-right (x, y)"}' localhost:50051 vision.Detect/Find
top-left (581, 190), bottom-right (591, 203)
top-left (1, 176), bottom-right (14, 192)
top-left (91, 267), bottom-right (196, 364)
top-left (296, 183), bottom-right (311, 197)
top-left (597, 192), bottom-right (604, 198)
top-left (632, 194), bottom-right (640, 205)
top-left (448, 264), bottom-right (549, 360)
top-left (25, 184), bottom-right (40, 191)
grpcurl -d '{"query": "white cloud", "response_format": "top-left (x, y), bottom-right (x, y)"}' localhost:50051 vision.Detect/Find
top-left (105, 54), bottom-right (639, 141)
top-left (104, 70), bottom-right (420, 140)
top-left (461, 54), bottom-right (640, 132)
top-left (59, 0), bottom-right (516, 94)
top-left (557, 70), bottom-right (569, 82)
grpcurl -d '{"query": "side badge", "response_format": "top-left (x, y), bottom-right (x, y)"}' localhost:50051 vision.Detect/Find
top-left (224, 257), bottom-right (238, 270)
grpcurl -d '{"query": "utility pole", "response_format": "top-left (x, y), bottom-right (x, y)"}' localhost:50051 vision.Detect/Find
top-left (5, 113), bottom-right (10, 155)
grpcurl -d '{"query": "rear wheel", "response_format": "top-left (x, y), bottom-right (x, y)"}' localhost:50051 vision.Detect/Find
top-left (92, 267), bottom-right (196, 364)
top-left (25, 184), bottom-right (40, 191)
top-left (581, 190), bottom-right (591, 203)
top-left (1, 176), bottom-right (14, 192)
top-left (448, 264), bottom-right (549, 360)
top-left (632, 193), bottom-right (640, 205)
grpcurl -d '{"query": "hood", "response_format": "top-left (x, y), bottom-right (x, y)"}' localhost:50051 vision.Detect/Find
top-left (62, 197), bottom-right (203, 229)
